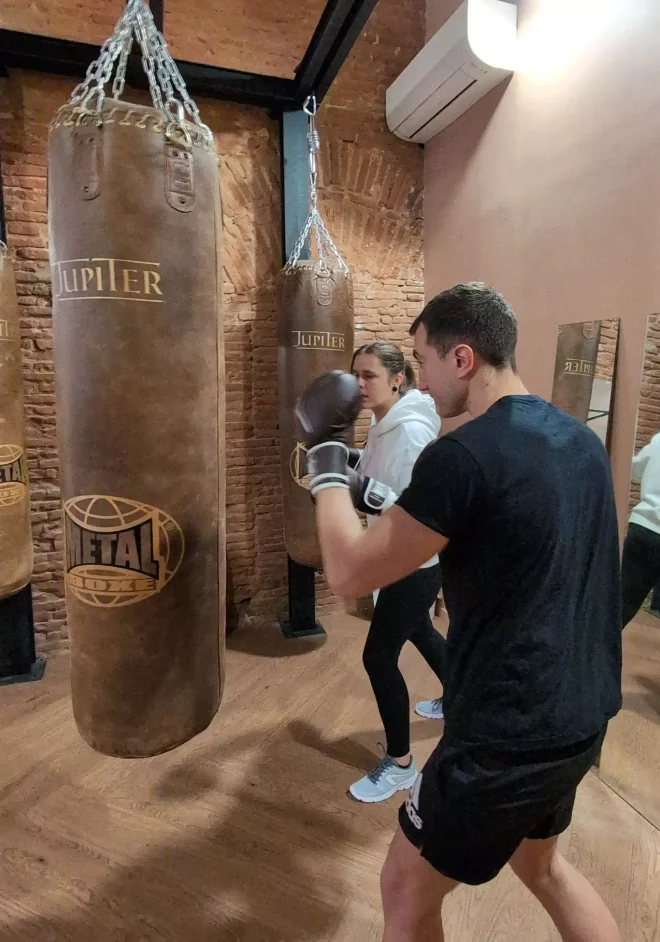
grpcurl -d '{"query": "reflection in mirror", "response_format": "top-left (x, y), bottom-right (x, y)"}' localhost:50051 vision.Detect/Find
top-left (551, 319), bottom-right (620, 448)
top-left (600, 313), bottom-right (660, 829)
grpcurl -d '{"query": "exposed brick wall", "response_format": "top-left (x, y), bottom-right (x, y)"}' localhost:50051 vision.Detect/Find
top-left (595, 319), bottom-right (619, 382)
top-left (0, 0), bottom-right (425, 649)
top-left (628, 314), bottom-right (660, 516)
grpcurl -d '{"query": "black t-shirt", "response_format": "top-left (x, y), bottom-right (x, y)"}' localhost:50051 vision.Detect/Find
top-left (396, 395), bottom-right (622, 749)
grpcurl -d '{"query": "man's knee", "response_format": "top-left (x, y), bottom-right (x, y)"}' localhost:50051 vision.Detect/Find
top-left (381, 827), bottom-right (456, 931)
top-left (509, 837), bottom-right (560, 893)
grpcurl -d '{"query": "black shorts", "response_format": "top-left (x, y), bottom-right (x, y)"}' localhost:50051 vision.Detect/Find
top-left (398, 727), bottom-right (606, 886)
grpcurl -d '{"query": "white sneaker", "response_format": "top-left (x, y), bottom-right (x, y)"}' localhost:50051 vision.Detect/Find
top-left (349, 754), bottom-right (418, 803)
top-left (415, 697), bottom-right (444, 719)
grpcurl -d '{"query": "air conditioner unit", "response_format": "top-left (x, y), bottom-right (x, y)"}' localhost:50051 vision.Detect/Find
top-left (386, 0), bottom-right (518, 144)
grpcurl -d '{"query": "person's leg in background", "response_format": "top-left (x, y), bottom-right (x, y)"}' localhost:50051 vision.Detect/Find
top-left (406, 563), bottom-right (446, 720)
top-left (350, 568), bottom-right (443, 802)
top-left (621, 522), bottom-right (660, 628)
top-left (509, 837), bottom-right (621, 942)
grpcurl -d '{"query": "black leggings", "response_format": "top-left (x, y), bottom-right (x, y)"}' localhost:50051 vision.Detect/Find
top-left (621, 522), bottom-right (660, 628)
top-left (363, 563), bottom-right (446, 758)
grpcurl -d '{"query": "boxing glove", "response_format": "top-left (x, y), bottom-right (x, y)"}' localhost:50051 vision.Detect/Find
top-left (347, 448), bottom-right (362, 470)
top-left (296, 371), bottom-right (362, 499)
top-left (295, 371), bottom-right (362, 449)
top-left (348, 469), bottom-right (398, 515)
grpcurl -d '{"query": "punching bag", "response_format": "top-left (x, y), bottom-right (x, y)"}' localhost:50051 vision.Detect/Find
top-left (551, 320), bottom-right (602, 424)
top-left (0, 243), bottom-right (33, 598)
top-left (278, 98), bottom-right (354, 570)
top-left (278, 261), bottom-right (354, 568)
top-left (48, 0), bottom-right (225, 757)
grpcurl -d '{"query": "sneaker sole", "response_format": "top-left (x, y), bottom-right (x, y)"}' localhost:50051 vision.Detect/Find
top-left (348, 777), bottom-right (417, 804)
top-left (414, 705), bottom-right (444, 720)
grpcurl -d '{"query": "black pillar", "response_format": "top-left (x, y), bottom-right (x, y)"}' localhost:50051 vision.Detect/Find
top-left (0, 151), bottom-right (44, 686)
top-left (278, 109), bottom-right (324, 640)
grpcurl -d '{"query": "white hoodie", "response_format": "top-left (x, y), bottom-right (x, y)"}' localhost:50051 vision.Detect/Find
top-left (630, 433), bottom-right (660, 536)
top-left (357, 389), bottom-right (441, 570)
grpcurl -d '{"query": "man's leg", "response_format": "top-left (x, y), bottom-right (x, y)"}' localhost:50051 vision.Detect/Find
top-left (509, 836), bottom-right (621, 942)
top-left (380, 826), bottom-right (457, 942)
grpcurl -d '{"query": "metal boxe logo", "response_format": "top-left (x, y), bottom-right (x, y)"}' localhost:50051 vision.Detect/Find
top-left (290, 442), bottom-right (312, 490)
top-left (63, 495), bottom-right (184, 608)
top-left (0, 444), bottom-right (28, 507)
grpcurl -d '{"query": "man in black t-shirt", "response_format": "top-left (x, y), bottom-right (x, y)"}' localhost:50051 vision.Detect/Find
top-left (297, 283), bottom-right (622, 942)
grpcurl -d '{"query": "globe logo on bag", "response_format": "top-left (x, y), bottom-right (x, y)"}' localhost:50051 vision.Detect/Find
top-left (290, 442), bottom-right (312, 490)
top-left (0, 444), bottom-right (28, 508)
top-left (63, 495), bottom-right (185, 608)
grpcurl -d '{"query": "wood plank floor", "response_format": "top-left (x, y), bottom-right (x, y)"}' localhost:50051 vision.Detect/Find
top-left (1, 613), bottom-right (658, 941)
top-left (600, 610), bottom-right (660, 830)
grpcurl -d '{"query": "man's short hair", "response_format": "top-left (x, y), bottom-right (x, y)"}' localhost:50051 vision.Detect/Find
top-left (410, 282), bottom-right (518, 370)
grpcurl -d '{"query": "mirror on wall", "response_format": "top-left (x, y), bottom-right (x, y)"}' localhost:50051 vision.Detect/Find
top-left (600, 313), bottom-right (660, 829)
top-left (551, 319), bottom-right (620, 448)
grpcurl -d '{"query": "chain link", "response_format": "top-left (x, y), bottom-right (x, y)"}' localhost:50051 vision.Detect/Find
top-left (69, 0), bottom-right (212, 145)
top-left (284, 96), bottom-right (349, 274)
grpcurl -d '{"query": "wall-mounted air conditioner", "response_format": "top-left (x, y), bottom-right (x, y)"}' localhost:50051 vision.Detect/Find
top-left (386, 0), bottom-right (518, 144)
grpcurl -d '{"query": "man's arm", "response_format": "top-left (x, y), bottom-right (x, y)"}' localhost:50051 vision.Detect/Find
top-left (315, 488), bottom-right (447, 599)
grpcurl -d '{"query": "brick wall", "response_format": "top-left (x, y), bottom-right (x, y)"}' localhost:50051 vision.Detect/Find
top-left (0, 0), bottom-right (425, 649)
top-left (595, 319), bottom-right (619, 382)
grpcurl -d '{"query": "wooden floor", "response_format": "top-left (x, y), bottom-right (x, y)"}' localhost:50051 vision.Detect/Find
top-left (601, 609), bottom-right (660, 830)
top-left (1, 613), bottom-right (659, 941)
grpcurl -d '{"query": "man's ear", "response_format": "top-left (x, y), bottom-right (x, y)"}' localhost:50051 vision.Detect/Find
top-left (454, 343), bottom-right (475, 376)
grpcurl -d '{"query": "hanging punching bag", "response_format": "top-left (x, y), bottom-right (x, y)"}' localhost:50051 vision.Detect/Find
top-left (48, 0), bottom-right (225, 757)
top-left (278, 262), bottom-right (354, 568)
top-left (278, 100), bottom-right (354, 570)
top-left (0, 243), bottom-right (33, 599)
top-left (551, 320), bottom-right (602, 424)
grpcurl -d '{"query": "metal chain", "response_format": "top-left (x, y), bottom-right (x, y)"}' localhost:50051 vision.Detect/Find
top-left (284, 95), bottom-right (349, 274)
top-left (69, 0), bottom-right (212, 144)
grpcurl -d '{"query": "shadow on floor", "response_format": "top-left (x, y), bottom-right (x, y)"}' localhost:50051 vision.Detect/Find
top-left (289, 717), bottom-right (445, 773)
top-left (2, 724), bottom-right (353, 941)
top-left (227, 624), bottom-right (327, 660)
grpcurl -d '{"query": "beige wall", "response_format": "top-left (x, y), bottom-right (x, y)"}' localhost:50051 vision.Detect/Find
top-left (424, 0), bottom-right (659, 529)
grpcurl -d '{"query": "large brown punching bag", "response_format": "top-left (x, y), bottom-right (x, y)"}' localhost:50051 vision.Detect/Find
top-left (278, 262), bottom-right (354, 568)
top-left (47, 3), bottom-right (225, 757)
top-left (0, 243), bottom-right (33, 598)
top-left (551, 320), bottom-right (602, 424)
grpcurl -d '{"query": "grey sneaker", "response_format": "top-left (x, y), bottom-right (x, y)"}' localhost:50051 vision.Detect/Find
top-left (415, 697), bottom-right (444, 719)
top-left (349, 753), bottom-right (418, 803)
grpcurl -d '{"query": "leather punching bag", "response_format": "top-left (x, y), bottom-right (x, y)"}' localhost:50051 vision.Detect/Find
top-left (48, 2), bottom-right (225, 757)
top-left (551, 320), bottom-right (602, 424)
top-left (0, 243), bottom-right (33, 598)
top-left (278, 261), bottom-right (354, 568)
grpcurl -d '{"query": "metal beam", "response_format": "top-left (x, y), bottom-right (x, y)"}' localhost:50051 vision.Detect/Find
top-left (0, 0), bottom-right (380, 109)
top-left (296, 0), bottom-right (380, 102)
top-left (294, 0), bottom-right (357, 100)
top-left (278, 110), bottom-right (324, 640)
top-left (0, 31), bottom-right (300, 110)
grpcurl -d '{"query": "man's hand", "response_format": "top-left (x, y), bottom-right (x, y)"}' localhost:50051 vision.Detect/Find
top-left (296, 371), bottom-right (362, 500)
top-left (295, 371), bottom-right (362, 448)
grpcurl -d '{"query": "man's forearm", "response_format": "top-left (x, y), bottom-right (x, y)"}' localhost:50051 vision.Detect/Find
top-left (315, 488), bottom-right (367, 597)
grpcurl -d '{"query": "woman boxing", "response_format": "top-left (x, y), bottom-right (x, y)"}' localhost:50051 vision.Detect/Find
top-left (347, 341), bottom-right (446, 803)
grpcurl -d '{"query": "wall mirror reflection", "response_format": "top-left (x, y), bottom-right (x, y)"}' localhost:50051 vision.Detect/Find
top-left (600, 313), bottom-right (660, 829)
top-left (551, 319), bottom-right (620, 449)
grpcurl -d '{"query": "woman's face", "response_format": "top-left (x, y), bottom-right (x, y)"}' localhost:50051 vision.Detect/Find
top-left (352, 353), bottom-right (400, 411)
